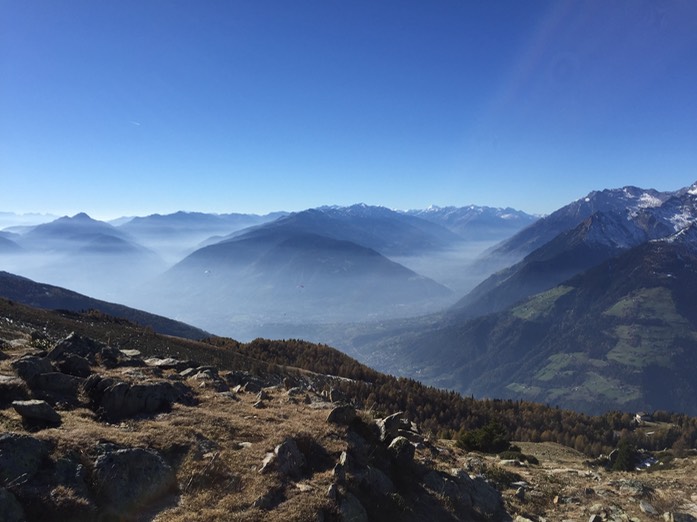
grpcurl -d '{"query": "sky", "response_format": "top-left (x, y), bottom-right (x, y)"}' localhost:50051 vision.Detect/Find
top-left (1, 0), bottom-right (697, 220)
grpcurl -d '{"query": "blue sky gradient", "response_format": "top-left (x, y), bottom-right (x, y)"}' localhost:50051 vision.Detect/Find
top-left (2, 0), bottom-right (696, 219)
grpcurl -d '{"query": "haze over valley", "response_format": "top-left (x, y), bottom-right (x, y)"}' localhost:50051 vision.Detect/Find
top-left (4, 180), bottom-right (697, 417)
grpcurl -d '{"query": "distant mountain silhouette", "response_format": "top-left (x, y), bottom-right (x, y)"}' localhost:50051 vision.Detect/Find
top-left (0, 271), bottom-right (208, 339)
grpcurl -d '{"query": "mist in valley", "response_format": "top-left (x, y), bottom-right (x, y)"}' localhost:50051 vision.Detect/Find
top-left (0, 209), bottom-right (523, 345)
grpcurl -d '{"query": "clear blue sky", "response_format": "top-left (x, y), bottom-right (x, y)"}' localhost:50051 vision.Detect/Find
top-left (2, 0), bottom-right (696, 219)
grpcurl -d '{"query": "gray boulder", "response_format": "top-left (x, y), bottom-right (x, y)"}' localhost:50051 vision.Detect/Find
top-left (0, 375), bottom-right (28, 406)
top-left (0, 488), bottom-right (24, 522)
top-left (0, 433), bottom-right (50, 485)
top-left (376, 411), bottom-right (403, 443)
top-left (54, 353), bottom-right (91, 378)
top-left (360, 466), bottom-right (396, 495)
top-left (259, 438), bottom-right (306, 479)
top-left (92, 447), bottom-right (177, 518)
top-left (339, 492), bottom-right (369, 522)
top-left (31, 372), bottom-right (81, 394)
top-left (84, 375), bottom-right (191, 420)
top-left (12, 399), bottom-right (61, 426)
top-left (327, 405), bottom-right (357, 425)
top-left (11, 355), bottom-right (52, 382)
top-left (46, 332), bottom-right (104, 362)
top-left (388, 436), bottom-right (415, 465)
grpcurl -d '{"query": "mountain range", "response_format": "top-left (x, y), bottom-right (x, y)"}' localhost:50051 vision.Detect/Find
top-left (5, 184), bottom-right (697, 416)
top-left (1, 204), bottom-right (535, 339)
top-left (340, 182), bottom-right (697, 415)
top-left (0, 270), bottom-right (208, 339)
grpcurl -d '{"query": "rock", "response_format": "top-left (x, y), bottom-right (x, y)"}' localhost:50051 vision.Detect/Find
top-left (242, 381), bottom-right (262, 393)
top-left (388, 436), bottom-right (414, 465)
top-left (253, 400), bottom-right (266, 409)
top-left (640, 500), bottom-right (658, 515)
top-left (0, 433), bottom-right (50, 485)
top-left (46, 332), bottom-right (103, 362)
top-left (31, 372), bottom-right (81, 394)
top-left (275, 438), bottom-right (306, 478)
top-left (398, 428), bottom-right (425, 444)
top-left (11, 355), bottom-right (52, 381)
top-left (0, 488), bottom-right (25, 522)
top-left (515, 486), bottom-right (525, 500)
top-left (92, 447), bottom-right (177, 518)
top-left (286, 386), bottom-right (304, 397)
top-left (0, 375), bottom-right (28, 406)
top-left (589, 515), bottom-right (603, 522)
top-left (85, 376), bottom-right (191, 420)
top-left (253, 487), bottom-right (284, 510)
top-left (329, 388), bottom-right (346, 403)
top-left (257, 390), bottom-right (270, 401)
top-left (259, 438), bottom-right (306, 479)
top-left (327, 483), bottom-right (338, 501)
top-left (327, 405), bottom-right (356, 425)
top-left (54, 353), bottom-right (91, 378)
top-left (360, 466), bottom-right (396, 495)
top-left (423, 470), bottom-right (467, 506)
top-left (12, 399), bottom-right (61, 426)
top-left (339, 492), bottom-right (369, 522)
top-left (145, 357), bottom-right (184, 370)
top-left (376, 411), bottom-right (403, 443)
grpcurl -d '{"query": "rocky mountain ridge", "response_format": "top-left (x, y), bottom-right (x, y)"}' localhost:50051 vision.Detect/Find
top-left (1, 299), bottom-right (696, 521)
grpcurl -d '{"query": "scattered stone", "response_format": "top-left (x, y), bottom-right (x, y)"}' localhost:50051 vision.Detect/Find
top-left (515, 486), bottom-right (525, 500)
top-left (339, 492), bottom-right (369, 522)
top-left (259, 438), bottom-right (306, 479)
top-left (423, 470), bottom-right (465, 506)
top-left (327, 404), bottom-right (356, 425)
top-left (54, 353), bottom-right (91, 377)
top-left (376, 411), bottom-right (403, 443)
top-left (0, 488), bottom-right (24, 522)
top-left (589, 515), bottom-right (603, 522)
top-left (388, 436), bottom-right (415, 465)
top-left (253, 400), bottom-right (266, 409)
top-left (0, 433), bottom-right (50, 485)
top-left (93, 447), bottom-right (177, 519)
top-left (242, 381), bottom-right (262, 393)
top-left (119, 349), bottom-right (141, 358)
top-left (257, 390), bottom-right (270, 401)
top-left (12, 399), bottom-right (61, 426)
top-left (252, 487), bottom-right (284, 510)
top-left (46, 332), bottom-right (103, 361)
top-left (0, 375), bottom-right (28, 406)
top-left (31, 372), bottom-right (81, 394)
top-left (328, 388), bottom-right (346, 403)
top-left (398, 428), bottom-right (425, 444)
top-left (361, 466), bottom-right (396, 495)
top-left (640, 500), bottom-right (658, 515)
top-left (11, 355), bottom-right (52, 382)
top-left (327, 483), bottom-right (338, 501)
top-left (332, 462), bottom-right (346, 482)
top-left (286, 386), bottom-right (304, 397)
top-left (85, 375), bottom-right (192, 420)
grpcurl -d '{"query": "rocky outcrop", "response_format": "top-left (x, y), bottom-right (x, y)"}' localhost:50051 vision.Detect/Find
top-left (259, 438), bottom-right (306, 479)
top-left (12, 399), bottom-right (61, 427)
top-left (83, 374), bottom-right (193, 420)
top-left (93, 447), bottom-right (177, 519)
top-left (327, 404), bottom-right (357, 425)
top-left (0, 433), bottom-right (50, 485)
top-left (0, 488), bottom-right (24, 522)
